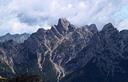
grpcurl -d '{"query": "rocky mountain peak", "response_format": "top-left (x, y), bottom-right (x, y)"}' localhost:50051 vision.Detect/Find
top-left (58, 18), bottom-right (70, 28)
top-left (120, 30), bottom-right (128, 41)
top-left (88, 24), bottom-right (98, 33)
top-left (36, 28), bottom-right (46, 35)
top-left (102, 23), bottom-right (115, 32)
top-left (56, 18), bottom-right (71, 34)
top-left (120, 30), bottom-right (128, 35)
top-left (6, 33), bottom-right (11, 36)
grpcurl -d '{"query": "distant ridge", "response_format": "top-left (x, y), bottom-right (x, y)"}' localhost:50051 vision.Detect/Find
top-left (0, 33), bottom-right (30, 43)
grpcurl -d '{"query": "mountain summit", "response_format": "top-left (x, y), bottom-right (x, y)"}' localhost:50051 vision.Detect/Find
top-left (0, 18), bottom-right (128, 82)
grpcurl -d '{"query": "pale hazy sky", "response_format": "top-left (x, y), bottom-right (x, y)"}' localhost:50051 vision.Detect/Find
top-left (0, 0), bottom-right (128, 35)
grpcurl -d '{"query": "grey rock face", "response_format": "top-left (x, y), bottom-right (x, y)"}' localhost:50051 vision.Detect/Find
top-left (61, 23), bottom-right (128, 82)
top-left (0, 18), bottom-right (94, 81)
top-left (56, 18), bottom-right (74, 35)
top-left (87, 24), bottom-right (98, 33)
top-left (0, 19), bottom-right (128, 82)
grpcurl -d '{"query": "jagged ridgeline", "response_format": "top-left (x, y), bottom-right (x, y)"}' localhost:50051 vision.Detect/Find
top-left (0, 18), bottom-right (128, 82)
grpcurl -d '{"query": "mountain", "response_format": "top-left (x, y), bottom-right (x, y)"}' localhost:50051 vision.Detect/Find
top-left (0, 18), bottom-right (128, 82)
top-left (0, 33), bottom-right (30, 43)
top-left (60, 23), bottom-right (128, 82)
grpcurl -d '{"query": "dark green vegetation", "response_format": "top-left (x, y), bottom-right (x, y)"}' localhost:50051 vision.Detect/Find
top-left (0, 75), bottom-right (41, 82)
top-left (8, 75), bottom-right (41, 82)
top-left (0, 76), bottom-right (8, 82)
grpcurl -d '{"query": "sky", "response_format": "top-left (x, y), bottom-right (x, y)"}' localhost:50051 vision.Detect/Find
top-left (0, 0), bottom-right (128, 35)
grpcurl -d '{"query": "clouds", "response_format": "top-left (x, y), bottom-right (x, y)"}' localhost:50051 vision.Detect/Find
top-left (0, 0), bottom-right (128, 35)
